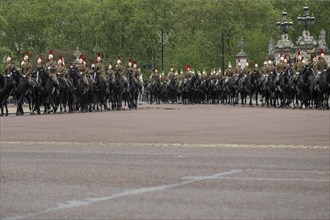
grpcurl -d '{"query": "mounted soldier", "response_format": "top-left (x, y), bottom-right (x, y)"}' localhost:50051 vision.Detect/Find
top-left (234, 61), bottom-right (243, 77)
top-left (77, 55), bottom-right (90, 93)
top-left (56, 55), bottom-right (67, 79)
top-left (45, 50), bottom-right (59, 95)
top-left (266, 57), bottom-right (275, 74)
top-left (132, 60), bottom-right (142, 86)
top-left (201, 69), bottom-right (208, 80)
top-left (167, 65), bottom-right (175, 81)
top-left (4, 52), bottom-right (15, 76)
top-left (276, 54), bottom-right (286, 75)
top-left (36, 53), bottom-right (45, 72)
top-left (243, 60), bottom-right (251, 76)
top-left (126, 58), bottom-right (134, 86)
top-left (293, 51), bottom-right (306, 80)
top-left (224, 62), bottom-right (234, 77)
top-left (106, 60), bottom-right (115, 79)
top-left (260, 61), bottom-right (267, 76)
top-left (21, 51), bottom-right (32, 86)
top-left (114, 57), bottom-right (127, 86)
top-left (315, 48), bottom-right (328, 90)
top-left (149, 67), bottom-right (159, 84)
top-left (95, 52), bottom-right (106, 82)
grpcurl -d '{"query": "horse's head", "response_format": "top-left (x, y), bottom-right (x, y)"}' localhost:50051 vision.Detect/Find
top-left (68, 66), bottom-right (78, 79)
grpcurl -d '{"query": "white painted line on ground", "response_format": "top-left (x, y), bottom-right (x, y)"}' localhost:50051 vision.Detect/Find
top-left (217, 177), bottom-right (330, 182)
top-left (4, 169), bottom-right (242, 220)
top-left (1, 141), bottom-right (328, 149)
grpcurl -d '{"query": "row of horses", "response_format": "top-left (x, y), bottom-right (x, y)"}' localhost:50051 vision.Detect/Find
top-left (0, 66), bottom-right (142, 116)
top-left (146, 66), bottom-right (330, 109)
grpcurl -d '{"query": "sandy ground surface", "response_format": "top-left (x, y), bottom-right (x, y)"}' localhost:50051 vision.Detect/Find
top-left (1, 103), bottom-right (329, 219)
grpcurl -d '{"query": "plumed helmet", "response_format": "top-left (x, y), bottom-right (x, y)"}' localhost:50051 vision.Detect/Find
top-left (58, 55), bottom-right (63, 64)
top-left (297, 50), bottom-right (302, 60)
top-left (268, 57), bottom-right (272, 65)
top-left (7, 52), bottom-right (12, 63)
top-left (48, 50), bottom-right (53, 60)
top-left (79, 54), bottom-right (84, 64)
top-left (24, 51), bottom-right (29, 61)
top-left (117, 56), bottom-right (121, 64)
top-left (37, 53), bottom-right (42, 64)
top-left (320, 48), bottom-right (325, 57)
top-left (97, 52), bottom-right (102, 62)
top-left (185, 64), bottom-right (190, 72)
top-left (254, 61), bottom-right (258, 68)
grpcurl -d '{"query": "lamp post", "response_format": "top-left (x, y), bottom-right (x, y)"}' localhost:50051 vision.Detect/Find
top-left (221, 33), bottom-right (231, 73)
top-left (297, 4), bottom-right (315, 32)
top-left (275, 11), bottom-right (293, 63)
top-left (276, 11), bottom-right (293, 34)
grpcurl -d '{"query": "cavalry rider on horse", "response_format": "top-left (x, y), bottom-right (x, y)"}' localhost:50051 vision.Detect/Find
top-left (293, 50), bottom-right (306, 89)
top-left (95, 52), bottom-right (106, 82)
top-left (77, 54), bottom-right (89, 93)
top-left (167, 65), bottom-right (175, 82)
top-left (36, 53), bottom-right (45, 73)
top-left (21, 51), bottom-right (33, 93)
top-left (114, 57), bottom-right (127, 86)
top-left (244, 60), bottom-right (251, 77)
top-left (224, 62), bottom-right (234, 79)
top-left (149, 67), bottom-right (159, 84)
top-left (315, 48), bottom-right (328, 91)
top-left (276, 54), bottom-right (286, 76)
top-left (126, 58), bottom-right (134, 87)
top-left (132, 60), bottom-right (142, 87)
top-left (260, 60), bottom-right (267, 76)
top-left (46, 50), bottom-right (59, 95)
top-left (266, 58), bottom-right (275, 75)
top-left (4, 53), bottom-right (15, 77)
top-left (56, 55), bottom-right (70, 90)
top-left (106, 60), bottom-right (115, 80)
top-left (56, 55), bottom-right (67, 79)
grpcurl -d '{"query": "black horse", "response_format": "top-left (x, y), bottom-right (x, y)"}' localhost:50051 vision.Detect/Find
top-left (11, 69), bottom-right (29, 115)
top-left (310, 68), bottom-right (330, 109)
top-left (126, 70), bottom-right (139, 109)
top-left (91, 70), bottom-right (108, 111)
top-left (226, 76), bottom-right (239, 105)
top-left (68, 66), bottom-right (92, 112)
top-left (250, 70), bottom-right (261, 106)
top-left (238, 75), bottom-right (253, 106)
top-left (0, 74), bottom-right (14, 116)
top-left (167, 78), bottom-right (177, 104)
top-left (38, 68), bottom-right (61, 114)
top-left (149, 75), bottom-right (161, 104)
top-left (295, 65), bottom-right (314, 108)
top-left (112, 70), bottom-right (125, 110)
top-left (278, 68), bottom-right (292, 108)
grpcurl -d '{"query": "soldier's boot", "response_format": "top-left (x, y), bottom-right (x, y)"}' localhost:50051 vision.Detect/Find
top-left (314, 80), bottom-right (320, 92)
top-left (83, 80), bottom-right (89, 95)
top-left (56, 84), bottom-right (60, 96)
top-left (122, 78), bottom-right (128, 87)
top-left (52, 81), bottom-right (60, 96)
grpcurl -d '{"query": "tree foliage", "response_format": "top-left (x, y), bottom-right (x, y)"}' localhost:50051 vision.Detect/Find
top-left (1, 0), bottom-right (329, 74)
